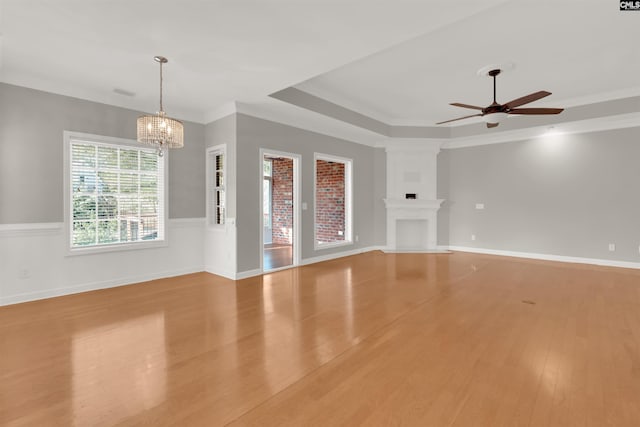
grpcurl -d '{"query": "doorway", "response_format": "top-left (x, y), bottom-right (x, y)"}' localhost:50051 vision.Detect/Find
top-left (260, 150), bottom-right (300, 271)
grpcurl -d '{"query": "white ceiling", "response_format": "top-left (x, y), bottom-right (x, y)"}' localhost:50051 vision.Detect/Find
top-left (2, 0), bottom-right (638, 131)
top-left (0, 0), bottom-right (510, 124)
top-left (296, 0), bottom-right (640, 126)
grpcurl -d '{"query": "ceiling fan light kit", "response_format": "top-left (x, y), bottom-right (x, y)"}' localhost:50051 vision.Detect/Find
top-left (482, 112), bottom-right (508, 124)
top-left (437, 68), bottom-right (564, 129)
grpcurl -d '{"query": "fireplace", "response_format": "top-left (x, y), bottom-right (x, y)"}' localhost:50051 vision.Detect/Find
top-left (384, 199), bottom-right (443, 252)
top-left (382, 142), bottom-right (445, 253)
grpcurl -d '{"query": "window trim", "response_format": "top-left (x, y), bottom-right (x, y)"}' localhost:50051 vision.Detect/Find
top-left (63, 131), bottom-right (168, 256)
top-left (206, 144), bottom-right (226, 229)
top-left (313, 152), bottom-right (353, 251)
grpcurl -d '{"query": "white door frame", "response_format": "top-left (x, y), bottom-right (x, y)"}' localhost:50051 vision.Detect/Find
top-left (259, 148), bottom-right (301, 272)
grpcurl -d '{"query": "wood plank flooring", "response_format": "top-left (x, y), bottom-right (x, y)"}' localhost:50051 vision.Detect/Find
top-left (263, 244), bottom-right (293, 270)
top-left (1, 251), bottom-right (640, 426)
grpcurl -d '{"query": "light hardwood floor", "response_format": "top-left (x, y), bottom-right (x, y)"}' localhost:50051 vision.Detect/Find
top-left (1, 251), bottom-right (640, 426)
top-left (263, 244), bottom-right (293, 270)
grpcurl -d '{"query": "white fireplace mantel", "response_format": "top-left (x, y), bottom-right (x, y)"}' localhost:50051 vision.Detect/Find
top-left (384, 198), bottom-right (445, 252)
top-left (382, 144), bottom-right (446, 253)
top-left (384, 198), bottom-right (444, 210)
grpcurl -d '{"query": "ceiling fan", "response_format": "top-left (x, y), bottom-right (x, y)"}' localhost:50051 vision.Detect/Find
top-left (436, 69), bottom-right (564, 128)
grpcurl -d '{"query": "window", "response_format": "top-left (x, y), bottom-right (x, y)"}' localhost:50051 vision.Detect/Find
top-left (207, 145), bottom-right (226, 226)
top-left (64, 132), bottom-right (166, 253)
top-left (314, 153), bottom-right (353, 249)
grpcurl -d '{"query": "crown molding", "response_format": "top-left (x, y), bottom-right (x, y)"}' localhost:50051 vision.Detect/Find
top-left (377, 138), bottom-right (445, 151)
top-left (0, 75), bottom-right (207, 124)
top-left (200, 100), bottom-right (640, 151)
top-left (294, 81), bottom-right (395, 125)
top-left (291, 83), bottom-right (640, 129)
top-left (442, 112), bottom-right (640, 149)
top-left (235, 100), bottom-right (387, 147)
top-left (203, 101), bottom-right (238, 124)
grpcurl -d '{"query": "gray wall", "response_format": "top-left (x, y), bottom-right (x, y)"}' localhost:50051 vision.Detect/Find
top-left (235, 114), bottom-right (385, 272)
top-left (373, 147), bottom-right (387, 245)
top-left (0, 83), bottom-right (205, 223)
top-left (438, 127), bottom-right (640, 262)
top-left (436, 149), bottom-right (450, 246)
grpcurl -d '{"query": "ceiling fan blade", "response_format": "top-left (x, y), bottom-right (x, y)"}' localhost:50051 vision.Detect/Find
top-left (504, 91), bottom-right (551, 109)
top-left (450, 102), bottom-right (484, 111)
top-left (436, 114), bottom-right (482, 125)
top-left (508, 107), bottom-right (564, 115)
top-left (486, 122), bottom-right (499, 128)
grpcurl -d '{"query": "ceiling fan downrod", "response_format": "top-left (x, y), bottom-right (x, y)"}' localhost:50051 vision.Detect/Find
top-left (488, 69), bottom-right (501, 105)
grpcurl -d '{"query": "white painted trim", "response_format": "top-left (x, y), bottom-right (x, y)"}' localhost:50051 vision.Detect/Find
top-left (532, 86), bottom-right (640, 111)
top-left (206, 144), bottom-right (227, 229)
top-left (236, 101), bottom-right (387, 147)
top-left (168, 217), bottom-right (206, 228)
top-left (211, 246), bottom-right (385, 281)
top-left (381, 249), bottom-right (451, 254)
top-left (235, 268), bottom-right (265, 280)
top-left (446, 246), bottom-right (640, 270)
top-left (378, 138), bottom-right (445, 151)
top-left (1, 73), bottom-right (207, 124)
top-left (204, 266), bottom-right (236, 280)
top-left (62, 131), bottom-right (169, 256)
top-left (316, 241), bottom-right (354, 251)
top-left (383, 199), bottom-right (444, 209)
top-left (203, 101), bottom-right (238, 124)
top-left (313, 152), bottom-right (354, 250)
top-left (0, 222), bottom-right (63, 237)
top-left (293, 81), bottom-right (397, 125)
top-left (227, 104), bottom-right (640, 152)
top-left (443, 112), bottom-right (640, 149)
top-left (1, 266), bottom-right (204, 306)
top-left (300, 246), bottom-right (382, 266)
top-left (259, 149), bottom-right (302, 273)
top-left (0, 219), bottom-right (201, 236)
top-left (284, 81), bottom-right (640, 129)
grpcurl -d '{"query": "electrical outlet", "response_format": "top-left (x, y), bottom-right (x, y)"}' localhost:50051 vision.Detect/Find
top-left (19, 269), bottom-right (31, 279)
top-left (608, 243), bottom-right (616, 252)
top-left (355, 235), bottom-right (359, 242)
top-left (471, 234), bottom-right (476, 241)
top-left (475, 203), bottom-right (485, 210)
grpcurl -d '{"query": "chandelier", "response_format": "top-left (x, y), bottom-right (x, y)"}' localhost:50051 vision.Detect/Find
top-left (137, 56), bottom-right (184, 156)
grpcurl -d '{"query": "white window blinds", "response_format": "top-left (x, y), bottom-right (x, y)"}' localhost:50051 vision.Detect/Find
top-left (69, 140), bottom-right (165, 248)
top-left (207, 148), bottom-right (225, 226)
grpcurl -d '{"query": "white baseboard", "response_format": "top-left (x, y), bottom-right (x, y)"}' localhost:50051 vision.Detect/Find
top-left (235, 268), bottom-right (264, 280)
top-left (1, 266), bottom-right (204, 306)
top-left (299, 245), bottom-right (382, 266)
top-left (381, 248), bottom-right (451, 254)
top-left (204, 266), bottom-right (262, 281)
top-left (447, 245), bottom-right (640, 270)
top-left (204, 266), bottom-right (236, 280)
top-left (219, 246), bottom-right (384, 281)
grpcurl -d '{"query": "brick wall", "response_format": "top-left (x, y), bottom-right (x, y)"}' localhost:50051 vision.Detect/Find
top-left (316, 160), bottom-right (345, 244)
top-left (271, 158), bottom-right (293, 245)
